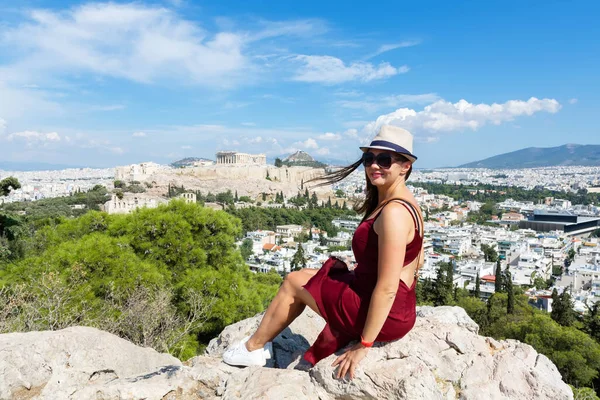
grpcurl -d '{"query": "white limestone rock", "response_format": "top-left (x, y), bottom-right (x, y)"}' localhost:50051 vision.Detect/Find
top-left (0, 326), bottom-right (181, 400)
top-left (0, 306), bottom-right (574, 400)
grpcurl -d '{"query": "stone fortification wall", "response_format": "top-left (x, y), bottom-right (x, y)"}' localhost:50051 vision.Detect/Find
top-left (216, 151), bottom-right (266, 165)
top-left (145, 165), bottom-right (329, 199)
top-left (178, 165), bottom-right (322, 183)
top-left (115, 162), bottom-right (167, 182)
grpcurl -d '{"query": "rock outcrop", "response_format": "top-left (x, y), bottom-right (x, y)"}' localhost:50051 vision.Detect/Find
top-left (0, 307), bottom-right (574, 400)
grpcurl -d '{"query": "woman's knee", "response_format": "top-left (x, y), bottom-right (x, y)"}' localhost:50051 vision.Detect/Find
top-left (284, 269), bottom-right (314, 290)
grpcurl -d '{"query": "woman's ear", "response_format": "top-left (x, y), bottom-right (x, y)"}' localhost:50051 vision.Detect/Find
top-left (401, 161), bottom-right (412, 175)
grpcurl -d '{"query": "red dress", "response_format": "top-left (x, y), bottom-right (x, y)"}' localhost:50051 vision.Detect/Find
top-left (303, 198), bottom-right (423, 365)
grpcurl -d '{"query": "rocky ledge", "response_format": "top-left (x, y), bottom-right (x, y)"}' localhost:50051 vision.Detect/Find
top-left (0, 306), bottom-right (573, 399)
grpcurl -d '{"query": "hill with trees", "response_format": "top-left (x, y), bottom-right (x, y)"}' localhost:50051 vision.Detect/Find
top-left (459, 144), bottom-right (600, 168)
top-left (276, 151), bottom-right (327, 168)
top-left (170, 157), bottom-right (214, 168)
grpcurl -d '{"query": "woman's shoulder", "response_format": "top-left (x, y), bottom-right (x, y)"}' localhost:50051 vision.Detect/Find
top-left (378, 200), bottom-right (416, 221)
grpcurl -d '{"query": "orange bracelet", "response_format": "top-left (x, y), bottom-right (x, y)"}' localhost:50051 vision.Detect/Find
top-left (360, 336), bottom-right (374, 348)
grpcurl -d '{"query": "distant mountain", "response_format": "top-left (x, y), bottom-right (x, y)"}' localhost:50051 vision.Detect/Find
top-left (0, 161), bottom-right (92, 171)
top-left (458, 144), bottom-right (600, 169)
top-left (281, 151), bottom-right (326, 168)
top-left (170, 157), bottom-right (213, 168)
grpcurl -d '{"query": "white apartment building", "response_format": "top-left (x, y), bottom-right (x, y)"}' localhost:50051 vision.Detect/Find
top-left (103, 194), bottom-right (167, 214)
top-left (430, 227), bottom-right (472, 256)
top-left (275, 224), bottom-right (304, 241)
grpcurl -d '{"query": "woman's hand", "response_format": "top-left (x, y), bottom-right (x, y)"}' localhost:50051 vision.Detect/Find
top-left (331, 342), bottom-right (370, 380)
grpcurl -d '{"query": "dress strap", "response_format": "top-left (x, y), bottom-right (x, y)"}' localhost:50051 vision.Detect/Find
top-left (373, 198), bottom-right (422, 237)
top-left (372, 198), bottom-right (425, 278)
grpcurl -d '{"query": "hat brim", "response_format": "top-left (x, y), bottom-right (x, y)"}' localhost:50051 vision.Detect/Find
top-left (359, 145), bottom-right (417, 163)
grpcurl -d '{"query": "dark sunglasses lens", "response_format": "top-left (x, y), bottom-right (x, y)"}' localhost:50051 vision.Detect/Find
top-left (362, 152), bottom-right (375, 166)
top-left (377, 154), bottom-right (392, 168)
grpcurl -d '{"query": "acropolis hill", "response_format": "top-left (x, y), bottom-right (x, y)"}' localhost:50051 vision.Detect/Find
top-left (114, 151), bottom-right (330, 200)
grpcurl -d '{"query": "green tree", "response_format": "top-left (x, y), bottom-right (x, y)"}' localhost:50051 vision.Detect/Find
top-left (494, 260), bottom-right (503, 293)
top-left (474, 271), bottom-right (481, 298)
top-left (481, 243), bottom-right (498, 262)
top-left (319, 233), bottom-right (327, 246)
top-left (416, 277), bottom-right (435, 305)
top-left (583, 302), bottom-right (600, 343)
top-left (206, 192), bottom-right (216, 202)
top-left (0, 177), bottom-right (21, 196)
top-left (570, 386), bottom-right (600, 400)
top-left (0, 201), bottom-right (281, 360)
top-left (434, 262), bottom-right (453, 306)
top-left (216, 190), bottom-right (234, 205)
top-left (290, 244), bottom-right (307, 271)
top-left (505, 266), bottom-right (514, 314)
top-left (274, 158), bottom-right (283, 168)
top-left (335, 189), bottom-right (345, 198)
top-left (240, 238), bottom-right (254, 261)
top-left (503, 314), bottom-right (600, 387)
top-left (113, 180), bottom-right (126, 189)
top-left (551, 288), bottom-right (576, 327)
top-left (310, 192), bottom-right (318, 208)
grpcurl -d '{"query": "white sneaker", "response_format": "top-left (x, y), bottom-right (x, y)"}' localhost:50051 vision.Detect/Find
top-left (222, 336), bottom-right (273, 367)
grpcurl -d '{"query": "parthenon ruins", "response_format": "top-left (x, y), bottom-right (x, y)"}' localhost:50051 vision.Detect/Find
top-left (216, 151), bottom-right (266, 165)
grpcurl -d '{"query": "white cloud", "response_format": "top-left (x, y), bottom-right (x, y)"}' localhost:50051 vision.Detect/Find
top-left (363, 40), bottom-right (420, 60)
top-left (132, 131), bottom-right (147, 137)
top-left (338, 93), bottom-right (441, 113)
top-left (301, 138), bottom-right (319, 149)
top-left (569, 98), bottom-right (578, 104)
top-left (0, 118), bottom-right (6, 135)
top-left (223, 101), bottom-right (252, 109)
top-left (363, 97), bottom-right (561, 140)
top-left (181, 145), bottom-right (192, 149)
top-left (247, 19), bottom-right (328, 42)
top-left (317, 132), bottom-right (341, 140)
top-left (0, 81), bottom-right (63, 120)
top-left (316, 147), bottom-right (330, 155)
top-left (248, 136), bottom-right (263, 144)
top-left (293, 55), bottom-right (407, 84)
top-left (222, 138), bottom-right (241, 146)
top-left (6, 130), bottom-right (61, 142)
top-left (344, 128), bottom-right (359, 138)
top-left (80, 137), bottom-right (125, 154)
top-left (1, 3), bottom-right (247, 87)
top-left (0, 4), bottom-right (340, 89)
top-left (241, 122), bottom-right (256, 127)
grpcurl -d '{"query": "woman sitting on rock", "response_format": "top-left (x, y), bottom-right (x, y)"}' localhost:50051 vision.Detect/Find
top-left (223, 125), bottom-right (424, 380)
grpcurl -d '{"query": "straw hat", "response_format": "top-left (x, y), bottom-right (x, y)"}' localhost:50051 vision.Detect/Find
top-left (359, 125), bottom-right (417, 163)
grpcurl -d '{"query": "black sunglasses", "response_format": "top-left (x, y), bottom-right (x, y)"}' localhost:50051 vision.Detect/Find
top-left (362, 152), bottom-right (398, 169)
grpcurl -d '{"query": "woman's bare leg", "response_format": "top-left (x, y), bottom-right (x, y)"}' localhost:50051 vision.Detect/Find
top-left (246, 268), bottom-right (321, 351)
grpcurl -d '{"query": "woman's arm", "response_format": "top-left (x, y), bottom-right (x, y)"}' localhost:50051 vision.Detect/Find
top-left (361, 203), bottom-right (412, 343)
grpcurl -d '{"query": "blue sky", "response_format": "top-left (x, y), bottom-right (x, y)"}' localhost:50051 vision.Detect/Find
top-left (0, 0), bottom-right (598, 168)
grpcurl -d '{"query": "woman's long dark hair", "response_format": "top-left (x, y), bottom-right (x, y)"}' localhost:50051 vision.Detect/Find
top-left (306, 153), bottom-right (412, 222)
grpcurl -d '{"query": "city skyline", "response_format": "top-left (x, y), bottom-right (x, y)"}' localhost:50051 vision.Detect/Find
top-left (0, 0), bottom-right (598, 168)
